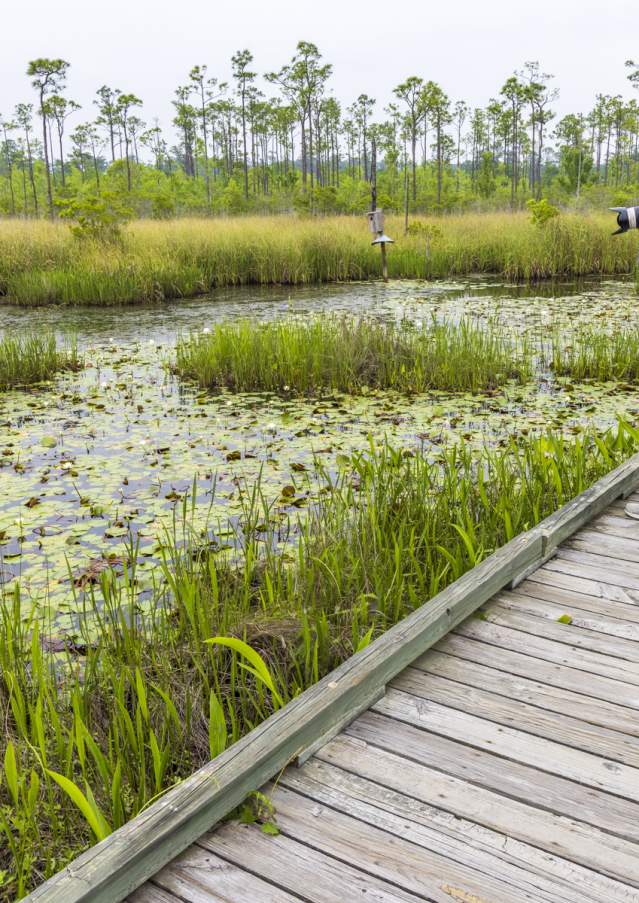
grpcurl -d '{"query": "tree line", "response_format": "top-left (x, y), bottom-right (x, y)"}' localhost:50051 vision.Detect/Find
top-left (1, 46), bottom-right (639, 219)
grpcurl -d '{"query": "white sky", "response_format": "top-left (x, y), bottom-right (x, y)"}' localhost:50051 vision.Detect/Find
top-left (1, 0), bottom-right (637, 138)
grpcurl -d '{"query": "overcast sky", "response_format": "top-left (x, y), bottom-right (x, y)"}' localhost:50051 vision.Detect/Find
top-left (2, 0), bottom-right (637, 136)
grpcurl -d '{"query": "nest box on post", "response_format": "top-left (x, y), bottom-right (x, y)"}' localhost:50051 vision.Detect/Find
top-left (610, 206), bottom-right (639, 235)
top-left (367, 208), bottom-right (394, 281)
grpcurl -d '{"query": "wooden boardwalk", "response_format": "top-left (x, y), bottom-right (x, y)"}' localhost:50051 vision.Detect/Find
top-left (128, 492), bottom-right (639, 903)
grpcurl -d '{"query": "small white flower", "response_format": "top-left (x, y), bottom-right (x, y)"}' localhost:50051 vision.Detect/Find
top-left (203, 327), bottom-right (211, 334)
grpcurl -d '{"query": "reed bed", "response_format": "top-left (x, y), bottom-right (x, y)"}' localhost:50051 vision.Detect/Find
top-left (1, 418), bottom-right (638, 900)
top-left (175, 315), bottom-right (531, 395)
top-left (0, 333), bottom-right (81, 390)
top-left (0, 213), bottom-right (637, 306)
top-left (552, 326), bottom-right (639, 382)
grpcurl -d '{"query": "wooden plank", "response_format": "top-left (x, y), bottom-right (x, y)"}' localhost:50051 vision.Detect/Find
top-left (146, 846), bottom-right (303, 903)
top-left (515, 577), bottom-right (639, 622)
top-left (491, 592), bottom-right (639, 648)
top-left (485, 598), bottom-right (639, 657)
top-left (347, 711), bottom-right (639, 843)
top-left (453, 618), bottom-right (639, 688)
top-left (246, 783), bottom-right (557, 903)
top-left (279, 761), bottom-right (634, 902)
top-left (392, 667), bottom-right (639, 766)
top-left (314, 737), bottom-right (639, 896)
top-left (586, 513), bottom-right (639, 541)
top-left (198, 822), bottom-right (426, 903)
top-left (127, 887), bottom-right (179, 903)
top-left (438, 633), bottom-right (639, 712)
top-left (568, 530), bottom-right (639, 563)
top-left (558, 545), bottom-right (639, 577)
top-left (373, 688), bottom-right (639, 801)
top-left (415, 649), bottom-right (639, 736)
top-left (436, 632), bottom-right (639, 709)
top-left (528, 565), bottom-right (639, 606)
top-left (498, 580), bottom-right (639, 628)
top-left (549, 551), bottom-right (639, 587)
top-left (23, 507), bottom-right (543, 903)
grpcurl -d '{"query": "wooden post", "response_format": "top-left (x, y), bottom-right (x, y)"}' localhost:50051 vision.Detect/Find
top-left (370, 137), bottom-right (388, 283)
top-left (380, 241), bottom-right (388, 282)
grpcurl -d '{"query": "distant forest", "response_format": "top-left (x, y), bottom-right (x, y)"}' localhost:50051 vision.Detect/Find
top-left (2, 45), bottom-right (639, 219)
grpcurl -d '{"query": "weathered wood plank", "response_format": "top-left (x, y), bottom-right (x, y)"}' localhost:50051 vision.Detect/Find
top-left (347, 711), bottom-right (639, 843)
top-left (127, 887), bottom-right (179, 903)
top-left (414, 649), bottom-right (639, 736)
top-left (278, 762), bottom-right (634, 902)
top-left (491, 592), bottom-right (639, 647)
top-left (374, 689), bottom-right (639, 800)
top-left (311, 740), bottom-right (639, 897)
top-left (143, 846), bottom-right (303, 903)
top-left (246, 783), bottom-right (554, 903)
top-left (515, 577), bottom-right (639, 621)
top-left (558, 545), bottom-right (639, 577)
top-left (23, 506), bottom-right (543, 903)
top-left (567, 530), bottom-right (639, 563)
top-left (586, 513), bottom-right (639, 541)
top-left (436, 632), bottom-right (639, 709)
top-left (549, 551), bottom-right (639, 587)
top-left (529, 565), bottom-right (639, 605)
top-left (484, 595), bottom-right (639, 664)
top-left (453, 618), bottom-right (639, 688)
top-left (198, 822), bottom-right (426, 903)
top-left (392, 667), bottom-right (639, 766)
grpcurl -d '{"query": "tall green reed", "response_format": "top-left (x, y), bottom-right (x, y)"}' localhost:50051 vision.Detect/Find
top-left (0, 333), bottom-right (81, 390)
top-left (175, 315), bottom-right (531, 395)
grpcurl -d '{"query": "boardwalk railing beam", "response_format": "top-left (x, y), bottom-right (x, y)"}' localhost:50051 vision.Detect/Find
top-left (22, 451), bottom-right (639, 903)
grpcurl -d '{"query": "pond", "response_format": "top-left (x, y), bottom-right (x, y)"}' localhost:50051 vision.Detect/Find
top-left (1, 277), bottom-right (638, 624)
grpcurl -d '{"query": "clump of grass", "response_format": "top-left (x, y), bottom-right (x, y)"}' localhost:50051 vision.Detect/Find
top-left (0, 213), bottom-right (637, 306)
top-left (1, 418), bottom-right (638, 900)
top-left (552, 326), bottom-right (639, 382)
top-left (0, 333), bottom-right (81, 390)
top-left (175, 315), bottom-right (531, 395)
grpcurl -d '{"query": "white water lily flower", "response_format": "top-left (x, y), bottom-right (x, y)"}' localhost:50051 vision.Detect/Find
top-left (203, 327), bottom-right (211, 334)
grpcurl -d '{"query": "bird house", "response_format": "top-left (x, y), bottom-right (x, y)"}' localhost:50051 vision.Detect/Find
top-left (367, 209), bottom-right (385, 235)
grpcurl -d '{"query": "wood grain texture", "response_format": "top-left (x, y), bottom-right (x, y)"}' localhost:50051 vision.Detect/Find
top-left (435, 631), bottom-right (639, 709)
top-left (414, 648), bottom-right (639, 736)
top-left (392, 666), bottom-right (639, 765)
top-left (304, 745), bottom-right (639, 899)
top-left (374, 689), bottom-right (639, 800)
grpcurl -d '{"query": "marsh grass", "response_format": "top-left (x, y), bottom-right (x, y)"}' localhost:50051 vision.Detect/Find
top-left (174, 315), bottom-right (532, 395)
top-left (552, 326), bottom-right (639, 382)
top-left (0, 213), bottom-right (637, 306)
top-left (1, 418), bottom-right (638, 900)
top-left (0, 333), bottom-right (81, 390)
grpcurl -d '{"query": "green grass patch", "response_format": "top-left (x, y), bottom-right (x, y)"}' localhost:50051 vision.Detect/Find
top-left (1, 417), bottom-right (638, 900)
top-left (0, 213), bottom-right (637, 306)
top-left (552, 326), bottom-right (639, 382)
top-left (0, 333), bottom-right (81, 390)
top-left (175, 315), bottom-right (531, 395)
